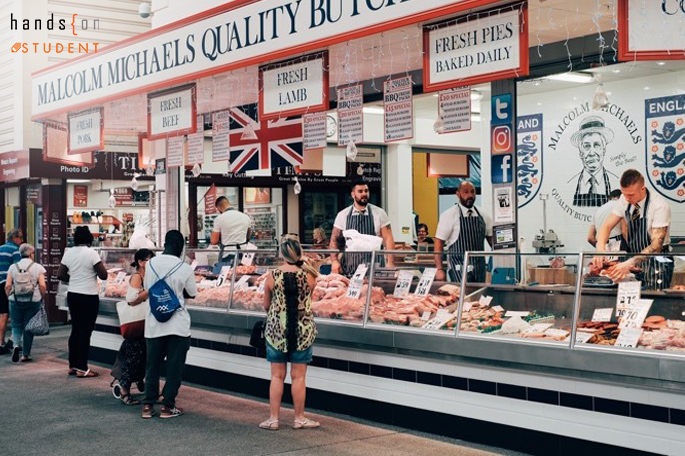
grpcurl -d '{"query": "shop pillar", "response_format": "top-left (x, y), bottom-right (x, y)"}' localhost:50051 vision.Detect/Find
top-left (41, 180), bottom-right (68, 323)
top-left (385, 143), bottom-right (414, 244)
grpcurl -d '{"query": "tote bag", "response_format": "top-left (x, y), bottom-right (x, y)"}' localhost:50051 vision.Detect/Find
top-left (25, 304), bottom-right (50, 336)
top-left (116, 301), bottom-right (146, 339)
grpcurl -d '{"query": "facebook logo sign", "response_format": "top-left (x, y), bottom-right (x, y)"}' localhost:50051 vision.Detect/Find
top-left (491, 154), bottom-right (513, 184)
top-left (491, 94), bottom-right (513, 125)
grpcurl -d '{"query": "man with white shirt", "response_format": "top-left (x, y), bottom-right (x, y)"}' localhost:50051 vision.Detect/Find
top-left (593, 169), bottom-right (672, 288)
top-left (587, 189), bottom-right (624, 249)
top-left (210, 196), bottom-right (251, 265)
top-left (142, 230), bottom-right (198, 420)
top-left (434, 181), bottom-right (493, 283)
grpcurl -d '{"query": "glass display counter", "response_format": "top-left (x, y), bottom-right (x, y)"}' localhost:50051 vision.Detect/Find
top-left (573, 252), bottom-right (685, 357)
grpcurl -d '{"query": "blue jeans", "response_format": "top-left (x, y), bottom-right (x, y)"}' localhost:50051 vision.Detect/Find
top-left (9, 300), bottom-right (41, 357)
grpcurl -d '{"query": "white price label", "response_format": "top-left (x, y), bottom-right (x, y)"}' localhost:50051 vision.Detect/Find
top-left (592, 308), bottom-right (614, 322)
top-left (616, 281), bottom-right (641, 313)
top-left (492, 305), bottom-right (504, 313)
top-left (241, 252), bottom-right (255, 266)
top-left (414, 267), bottom-right (437, 297)
top-left (393, 270), bottom-right (414, 298)
top-left (544, 328), bottom-right (569, 339)
top-left (113, 272), bottom-right (127, 285)
top-left (346, 264), bottom-right (368, 299)
top-left (575, 332), bottom-right (595, 344)
top-left (478, 295), bottom-right (493, 307)
top-left (462, 301), bottom-right (473, 312)
top-left (421, 311), bottom-right (431, 321)
top-left (524, 323), bottom-right (553, 334)
top-left (614, 327), bottom-right (643, 348)
top-left (257, 280), bottom-right (266, 294)
top-left (234, 275), bottom-right (251, 291)
top-left (618, 299), bottom-right (653, 330)
top-left (505, 311), bottom-right (530, 318)
top-left (216, 266), bottom-right (233, 288)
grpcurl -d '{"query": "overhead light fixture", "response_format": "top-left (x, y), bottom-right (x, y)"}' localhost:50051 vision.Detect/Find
top-left (612, 68), bottom-right (621, 74)
top-left (546, 73), bottom-right (594, 84)
top-left (362, 106), bottom-right (385, 115)
top-left (644, 86), bottom-right (650, 91)
top-left (657, 61), bottom-right (666, 66)
top-left (66, 179), bottom-right (91, 184)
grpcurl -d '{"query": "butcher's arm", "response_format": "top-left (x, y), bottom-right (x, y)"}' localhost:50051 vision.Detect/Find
top-left (587, 225), bottom-right (598, 247)
top-left (329, 227), bottom-right (342, 273)
top-left (381, 225), bottom-right (396, 268)
top-left (210, 231), bottom-right (221, 246)
top-left (434, 238), bottom-right (447, 281)
top-left (592, 213), bottom-right (623, 269)
top-left (632, 227), bottom-right (668, 265)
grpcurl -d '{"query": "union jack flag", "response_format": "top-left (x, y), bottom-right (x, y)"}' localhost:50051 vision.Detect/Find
top-left (228, 104), bottom-right (303, 173)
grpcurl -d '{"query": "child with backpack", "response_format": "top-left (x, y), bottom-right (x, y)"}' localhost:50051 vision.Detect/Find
top-left (4, 244), bottom-right (47, 363)
top-left (141, 230), bottom-right (197, 420)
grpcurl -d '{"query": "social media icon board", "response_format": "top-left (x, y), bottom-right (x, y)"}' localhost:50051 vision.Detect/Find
top-left (491, 124), bottom-right (513, 154)
top-left (491, 94), bottom-right (513, 125)
top-left (491, 154), bottom-right (513, 184)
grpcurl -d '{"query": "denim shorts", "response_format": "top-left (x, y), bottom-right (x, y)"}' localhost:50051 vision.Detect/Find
top-left (266, 342), bottom-right (313, 364)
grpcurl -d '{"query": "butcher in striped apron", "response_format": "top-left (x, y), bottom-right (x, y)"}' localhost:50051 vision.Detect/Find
top-left (447, 206), bottom-right (487, 284)
top-left (340, 205), bottom-right (379, 278)
top-left (623, 190), bottom-right (673, 290)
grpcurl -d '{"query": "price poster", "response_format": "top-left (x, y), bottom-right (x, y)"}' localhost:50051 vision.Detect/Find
top-left (337, 85), bottom-right (363, 146)
top-left (616, 281), bottom-right (641, 319)
top-left (212, 110), bottom-right (230, 162)
top-left (303, 112), bottom-right (327, 151)
top-left (166, 136), bottom-right (185, 168)
top-left (614, 327), bottom-right (643, 349)
top-left (414, 268), bottom-right (437, 297)
top-left (383, 76), bottom-right (413, 142)
top-left (187, 115), bottom-right (205, 164)
top-left (346, 263), bottom-right (368, 299)
top-left (618, 299), bottom-right (653, 330)
top-left (393, 270), bottom-right (414, 298)
top-left (438, 87), bottom-right (471, 133)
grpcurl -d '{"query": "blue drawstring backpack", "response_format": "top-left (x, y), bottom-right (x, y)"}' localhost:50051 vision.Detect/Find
top-left (148, 260), bottom-right (185, 323)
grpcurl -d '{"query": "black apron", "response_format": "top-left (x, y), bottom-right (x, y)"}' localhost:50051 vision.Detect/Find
top-left (624, 190), bottom-right (672, 290)
top-left (340, 205), bottom-right (381, 278)
top-left (573, 169), bottom-right (612, 207)
top-left (447, 206), bottom-right (487, 284)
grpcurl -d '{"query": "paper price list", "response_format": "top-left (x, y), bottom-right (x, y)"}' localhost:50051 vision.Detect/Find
top-left (383, 76), bottom-right (413, 142)
top-left (337, 85), bottom-right (363, 146)
top-left (439, 88), bottom-right (471, 133)
top-left (303, 112), bottom-right (327, 151)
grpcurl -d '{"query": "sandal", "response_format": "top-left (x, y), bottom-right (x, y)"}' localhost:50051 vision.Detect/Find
top-left (259, 418), bottom-right (280, 430)
top-left (141, 404), bottom-right (155, 419)
top-left (120, 394), bottom-right (141, 406)
top-left (76, 369), bottom-right (99, 378)
top-left (293, 418), bottom-right (320, 429)
top-left (68, 368), bottom-right (77, 376)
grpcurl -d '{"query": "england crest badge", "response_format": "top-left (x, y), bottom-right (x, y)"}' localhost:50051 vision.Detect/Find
top-left (516, 114), bottom-right (543, 208)
top-left (645, 94), bottom-right (685, 203)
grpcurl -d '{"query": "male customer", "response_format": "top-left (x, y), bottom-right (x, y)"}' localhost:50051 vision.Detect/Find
top-left (142, 230), bottom-right (198, 419)
top-left (210, 196), bottom-right (251, 266)
top-left (0, 229), bottom-right (22, 354)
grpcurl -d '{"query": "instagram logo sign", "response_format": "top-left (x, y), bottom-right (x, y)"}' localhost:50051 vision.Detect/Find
top-left (491, 124), bottom-right (512, 154)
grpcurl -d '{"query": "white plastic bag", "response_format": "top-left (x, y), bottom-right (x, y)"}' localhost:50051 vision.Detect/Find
top-left (343, 229), bottom-right (383, 252)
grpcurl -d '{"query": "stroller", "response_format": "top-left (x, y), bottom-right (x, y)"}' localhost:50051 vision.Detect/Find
top-left (110, 338), bottom-right (146, 400)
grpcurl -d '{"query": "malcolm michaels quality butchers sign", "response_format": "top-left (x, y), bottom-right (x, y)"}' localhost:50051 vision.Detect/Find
top-left (423, 2), bottom-right (529, 92)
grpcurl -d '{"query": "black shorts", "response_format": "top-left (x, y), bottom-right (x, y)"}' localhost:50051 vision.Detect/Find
top-left (0, 284), bottom-right (8, 314)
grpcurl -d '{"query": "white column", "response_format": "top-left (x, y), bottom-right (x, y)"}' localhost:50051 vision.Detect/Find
top-left (385, 143), bottom-right (414, 244)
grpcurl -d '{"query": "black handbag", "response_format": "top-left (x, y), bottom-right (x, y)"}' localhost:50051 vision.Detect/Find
top-left (250, 320), bottom-right (266, 349)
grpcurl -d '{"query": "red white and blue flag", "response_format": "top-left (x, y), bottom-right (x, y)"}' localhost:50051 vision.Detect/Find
top-left (228, 104), bottom-right (303, 173)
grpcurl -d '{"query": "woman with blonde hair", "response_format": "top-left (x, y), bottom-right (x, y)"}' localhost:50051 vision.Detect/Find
top-left (260, 234), bottom-right (320, 430)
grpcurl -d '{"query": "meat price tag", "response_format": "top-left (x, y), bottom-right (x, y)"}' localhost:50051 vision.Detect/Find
top-left (422, 309), bottom-right (453, 330)
top-left (524, 323), bottom-right (553, 334)
top-left (462, 301), bottom-right (473, 312)
top-left (394, 270), bottom-right (414, 298)
top-left (618, 299), bottom-right (653, 330)
top-left (346, 264), bottom-right (368, 299)
top-left (614, 327), bottom-right (642, 348)
top-left (421, 311), bottom-right (431, 321)
top-left (257, 280), bottom-right (266, 294)
top-left (591, 308), bottom-right (614, 322)
top-left (478, 295), bottom-right (493, 307)
top-left (575, 332), bottom-right (594, 344)
top-left (414, 268), bottom-right (437, 297)
top-left (216, 266), bottom-right (232, 288)
top-left (616, 281), bottom-right (641, 318)
top-left (505, 311), bottom-right (530, 318)
top-left (234, 275), bottom-right (251, 291)
top-left (544, 328), bottom-right (569, 338)
top-left (491, 305), bottom-right (504, 312)
top-left (241, 252), bottom-right (255, 266)
top-left (114, 272), bottom-right (127, 285)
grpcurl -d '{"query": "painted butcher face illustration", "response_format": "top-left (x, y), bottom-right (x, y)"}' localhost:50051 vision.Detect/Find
top-left (578, 132), bottom-right (606, 174)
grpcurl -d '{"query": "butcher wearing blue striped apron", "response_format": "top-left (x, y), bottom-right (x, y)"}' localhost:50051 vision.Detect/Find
top-left (340, 205), bottom-right (379, 278)
top-left (623, 190), bottom-right (673, 290)
top-left (447, 206), bottom-right (487, 284)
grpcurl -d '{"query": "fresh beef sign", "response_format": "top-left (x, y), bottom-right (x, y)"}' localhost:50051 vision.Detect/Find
top-left (32, 0), bottom-right (509, 119)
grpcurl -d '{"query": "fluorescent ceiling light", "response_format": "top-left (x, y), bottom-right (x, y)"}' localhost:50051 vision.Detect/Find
top-left (363, 106), bottom-right (385, 115)
top-left (67, 179), bottom-right (91, 184)
top-left (546, 73), bottom-right (594, 84)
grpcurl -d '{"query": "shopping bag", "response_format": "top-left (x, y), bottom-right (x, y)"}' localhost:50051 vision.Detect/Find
top-left (25, 304), bottom-right (50, 336)
top-left (116, 301), bottom-right (146, 339)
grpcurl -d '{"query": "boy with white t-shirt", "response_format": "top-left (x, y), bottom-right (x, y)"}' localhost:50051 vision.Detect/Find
top-left (141, 230), bottom-right (197, 420)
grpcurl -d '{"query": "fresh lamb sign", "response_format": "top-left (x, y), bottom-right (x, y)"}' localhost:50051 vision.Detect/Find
top-left (32, 0), bottom-right (508, 119)
top-left (423, 3), bottom-right (528, 92)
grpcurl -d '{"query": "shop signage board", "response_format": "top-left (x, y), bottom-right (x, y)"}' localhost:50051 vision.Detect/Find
top-left (113, 188), bottom-right (134, 206)
top-left (147, 85), bottom-right (197, 140)
top-left (212, 110), bottom-right (230, 162)
top-left (204, 185), bottom-right (218, 216)
top-left (167, 136), bottom-right (185, 168)
top-left (68, 108), bottom-right (104, 155)
top-left (491, 91), bottom-right (517, 251)
top-left (303, 112), bottom-right (328, 151)
top-left (32, 0), bottom-right (508, 119)
top-left (383, 76), bottom-right (414, 142)
top-left (29, 150), bottom-right (147, 180)
top-left (618, 0), bottom-right (685, 61)
top-left (259, 52), bottom-right (329, 120)
top-left (73, 185), bottom-right (88, 207)
top-left (438, 87), bottom-right (471, 133)
top-left (493, 186), bottom-right (513, 223)
top-left (0, 149), bottom-right (30, 182)
top-left (187, 115), bottom-right (205, 165)
top-left (423, 3), bottom-right (529, 93)
top-left (27, 184), bottom-right (42, 205)
top-left (337, 85), bottom-right (364, 146)
top-left (44, 122), bottom-right (93, 166)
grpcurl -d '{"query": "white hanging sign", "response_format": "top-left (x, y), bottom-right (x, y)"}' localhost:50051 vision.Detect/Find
top-left (187, 115), bottom-right (205, 164)
top-left (260, 52), bottom-right (328, 120)
top-left (619, 0), bottom-right (685, 61)
top-left (148, 85), bottom-right (197, 140)
top-left (303, 112), bottom-right (328, 151)
top-left (337, 85), bottom-right (363, 146)
top-left (383, 76), bottom-right (414, 142)
top-left (166, 136), bottom-right (185, 168)
top-left (438, 87), bottom-right (471, 133)
top-left (212, 110), bottom-right (230, 162)
top-left (68, 108), bottom-right (103, 154)
top-left (423, 4), bottom-right (528, 92)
